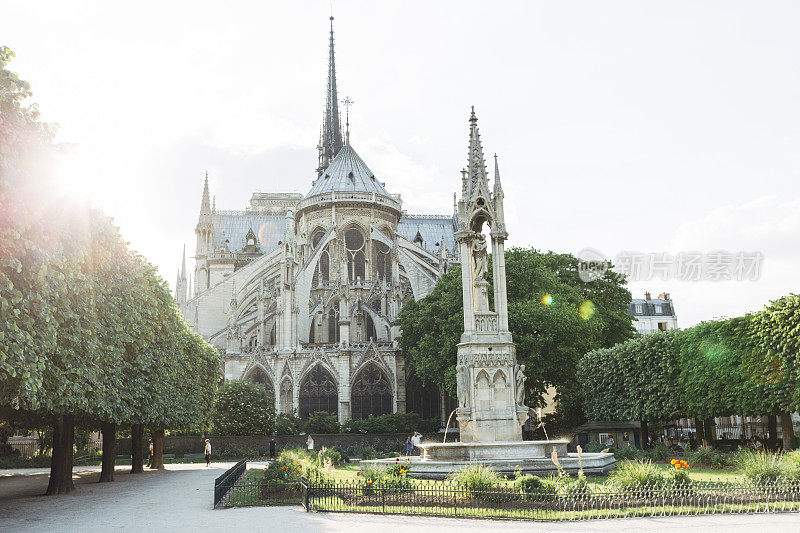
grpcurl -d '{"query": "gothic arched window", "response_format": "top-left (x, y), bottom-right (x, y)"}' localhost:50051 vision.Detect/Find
top-left (312, 229), bottom-right (325, 249)
top-left (247, 367), bottom-right (275, 398)
top-left (374, 240), bottom-right (391, 281)
top-left (345, 227), bottom-right (366, 281)
top-left (327, 306), bottom-right (340, 343)
top-left (351, 363), bottom-right (393, 420)
top-left (311, 228), bottom-right (329, 286)
top-left (365, 313), bottom-right (376, 341)
top-left (299, 365), bottom-right (338, 419)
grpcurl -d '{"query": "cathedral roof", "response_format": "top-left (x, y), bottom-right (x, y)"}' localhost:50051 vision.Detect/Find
top-left (306, 144), bottom-right (390, 197)
top-left (397, 215), bottom-right (458, 257)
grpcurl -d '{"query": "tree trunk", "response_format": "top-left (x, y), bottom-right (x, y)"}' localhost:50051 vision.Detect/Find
top-left (639, 420), bottom-right (648, 449)
top-left (149, 428), bottom-right (165, 469)
top-left (780, 412), bottom-right (796, 451)
top-left (703, 417), bottom-right (716, 445)
top-left (696, 419), bottom-right (706, 446)
top-left (46, 415), bottom-right (75, 495)
top-left (131, 424), bottom-right (144, 474)
top-left (99, 422), bottom-right (116, 482)
top-left (767, 415), bottom-right (778, 450)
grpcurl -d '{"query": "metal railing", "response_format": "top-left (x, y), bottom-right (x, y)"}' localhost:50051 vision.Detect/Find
top-left (215, 470), bottom-right (303, 508)
top-left (302, 478), bottom-right (800, 521)
top-left (214, 459), bottom-right (247, 508)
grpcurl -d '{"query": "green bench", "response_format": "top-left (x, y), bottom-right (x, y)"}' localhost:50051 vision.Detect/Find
top-left (184, 453), bottom-right (205, 460)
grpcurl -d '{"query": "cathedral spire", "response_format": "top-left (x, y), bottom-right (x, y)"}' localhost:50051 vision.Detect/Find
top-left (493, 154), bottom-right (503, 195)
top-left (200, 171), bottom-right (211, 214)
top-left (466, 107), bottom-right (489, 201)
top-left (180, 244), bottom-right (187, 280)
top-left (317, 16), bottom-right (343, 177)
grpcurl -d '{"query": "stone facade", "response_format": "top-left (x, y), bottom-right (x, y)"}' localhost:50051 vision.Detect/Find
top-left (175, 20), bottom-right (457, 423)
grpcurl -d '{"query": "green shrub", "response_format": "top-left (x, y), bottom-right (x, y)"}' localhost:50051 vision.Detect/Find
top-left (514, 474), bottom-right (557, 500)
top-left (608, 460), bottom-right (665, 490)
top-left (212, 381), bottom-right (276, 436)
top-left (667, 467), bottom-right (692, 487)
top-left (269, 448), bottom-right (331, 482)
top-left (304, 412), bottom-right (340, 434)
top-left (275, 414), bottom-right (303, 436)
top-left (356, 461), bottom-right (412, 495)
top-left (613, 446), bottom-right (644, 461)
top-left (646, 443), bottom-right (671, 462)
top-left (449, 464), bottom-right (502, 498)
top-left (317, 446), bottom-right (345, 466)
top-left (782, 450), bottom-right (800, 481)
top-left (736, 451), bottom-right (785, 485)
top-left (558, 472), bottom-right (592, 497)
top-left (341, 413), bottom-right (439, 434)
top-left (583, 441), bottom-right (606, 453)
top-left (353, 445), bottom-right (378, 459)
top-left (216, 443), bottom-right (262, 458)
top-left (687, 446), bottom-right (727, 468)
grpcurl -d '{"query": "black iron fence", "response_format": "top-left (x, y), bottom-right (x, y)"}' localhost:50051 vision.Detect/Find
top-left (214, 459), bottom-right (246, 507)
top-left (215, 462), bottom-right (302, 508)
top-left (301, 478), bottom-right (800, 520)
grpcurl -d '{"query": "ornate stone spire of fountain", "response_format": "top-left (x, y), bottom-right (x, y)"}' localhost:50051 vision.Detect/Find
top-left (454, 108), bottom-right (528, 442)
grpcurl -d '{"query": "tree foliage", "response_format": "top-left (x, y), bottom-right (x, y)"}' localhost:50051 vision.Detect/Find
top-left (399, 248), bottom-right (635, 415)
top-left (212, 381), bottom-right (276, 436)
top-left (0, 47), bottom-right (221, 491)
top-left (578, 296), bottom-right (800, 424)
top-left (578, 331), bottom-right (682, 423)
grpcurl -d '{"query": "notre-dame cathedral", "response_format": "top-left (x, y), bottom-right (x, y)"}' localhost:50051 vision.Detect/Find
top-left (176, 18), bottom-right (504, 424)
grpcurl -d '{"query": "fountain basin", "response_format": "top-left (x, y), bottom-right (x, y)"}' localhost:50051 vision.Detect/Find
top-left (360, 440), bottom-right (616, 479)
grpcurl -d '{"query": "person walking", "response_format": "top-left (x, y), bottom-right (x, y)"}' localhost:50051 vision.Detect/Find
top-left (204, 439), bottom-right (212, 467)
top-left (269, 437), bottom-right (277, 460)
top-left (306, 435), bottom-right (314, 452)
top-left (147, 439), bottom-right (153, 468)
top-left (405, 436), bottom-right (413, 457)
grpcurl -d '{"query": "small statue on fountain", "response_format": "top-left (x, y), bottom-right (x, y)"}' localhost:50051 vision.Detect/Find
top-left (515, 364), bottom-right (526, 406)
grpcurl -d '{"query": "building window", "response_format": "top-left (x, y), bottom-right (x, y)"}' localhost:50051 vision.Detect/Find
top-left (635, 304), bottom-right (642, 314)
top-left (345, 227), bottom-right (366, 281)
top-left (247, 367), bottom-right (275, 398)
top-left (351, 363), bottom-right (393, 420)
top-left (658, 322), bottom-right (667, 331)
top-left (328, 307), bottom-right (340, 343)
top-left (599, 433), bottom-right (609, 444)
top-left (299, 365), bottom-right (338, 419)
top-left (654, 304), bottom-right (662, 314)
top-left (374, 240), bottom-right (391, 281)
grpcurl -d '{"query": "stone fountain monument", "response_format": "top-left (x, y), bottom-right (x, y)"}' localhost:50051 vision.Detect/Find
top-left (404, 109), bottom-right (616, 478)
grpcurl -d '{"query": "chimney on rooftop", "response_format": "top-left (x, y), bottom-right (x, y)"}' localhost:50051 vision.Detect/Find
top-left (644, 292), bottom-right (651, 300)
top-left (658, 293), bottom-right (667, 300)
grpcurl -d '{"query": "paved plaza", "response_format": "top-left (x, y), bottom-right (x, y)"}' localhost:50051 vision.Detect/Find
top-left (1, 463), bottom-right (799, 531)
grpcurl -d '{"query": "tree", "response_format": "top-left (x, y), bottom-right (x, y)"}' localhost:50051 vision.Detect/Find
top-left (212, 381), bottom-right (276, 436)
top-left (578, 331), bottom-right (682, 425)
top-left (399, 248), bottom-right (634, 424)
top-left (0, 47), bottom-right (221, 491)
top-left (752, 294), bottom-right (800, 450)
top-left (579, 306), bottom-right (800, 450)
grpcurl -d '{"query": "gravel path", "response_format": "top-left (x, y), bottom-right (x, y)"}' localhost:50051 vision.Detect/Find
top-left (0, 463), bottom-right (797, 532)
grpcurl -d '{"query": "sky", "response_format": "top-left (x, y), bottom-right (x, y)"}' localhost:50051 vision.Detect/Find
top-left (2, 0), bottom-right (799, 327)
